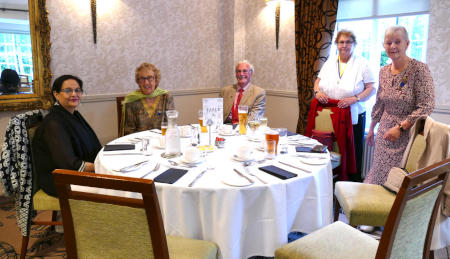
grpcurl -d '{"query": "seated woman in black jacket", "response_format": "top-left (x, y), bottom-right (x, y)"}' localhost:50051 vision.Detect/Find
top-left (33, 75), bottom-right (102, 197)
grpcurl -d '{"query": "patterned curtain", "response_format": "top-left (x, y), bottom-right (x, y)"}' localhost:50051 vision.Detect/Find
top-left (295, 0), bottom-right (338, 134)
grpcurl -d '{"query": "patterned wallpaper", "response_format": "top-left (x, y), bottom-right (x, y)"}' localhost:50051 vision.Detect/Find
top-left (47, 0), bottom-right (227, 95)
top-left (46, 0), bottom-right (447, 105)
top-left (427, 0), bottom-right (450, 107)
top-left (244, 1), bottom-right (297, 91)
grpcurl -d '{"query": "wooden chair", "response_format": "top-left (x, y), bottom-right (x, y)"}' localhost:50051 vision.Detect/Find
top-left (53, 169), bottom-right (218, 259)
top-left (116, 96), bottom-right (125, 137)
top-left (333, 131), bottom-right (426, 227)
top-left (275, 158), bottom-right (450, 259)
top-left (18, 111), bottom-right (62, 259)
top-left (313, 108), bottom-right (341, 171)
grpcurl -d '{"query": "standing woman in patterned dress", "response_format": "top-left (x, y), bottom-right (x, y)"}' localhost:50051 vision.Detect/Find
top-left (364, 26), bottom-right (435, 184)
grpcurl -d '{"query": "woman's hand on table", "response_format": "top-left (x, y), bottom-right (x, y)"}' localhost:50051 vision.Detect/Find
top-left (337, 96), bottom-right (357, 108)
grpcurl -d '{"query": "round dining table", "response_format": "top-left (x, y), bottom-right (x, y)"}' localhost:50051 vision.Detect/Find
top-left (85, 127), bottom-right (333, 259)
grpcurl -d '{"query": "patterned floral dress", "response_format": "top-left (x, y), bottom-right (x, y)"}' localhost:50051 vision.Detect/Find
top-left (364, 59), bottom-right (434, 185)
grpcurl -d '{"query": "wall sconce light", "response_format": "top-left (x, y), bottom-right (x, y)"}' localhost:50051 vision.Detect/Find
top-left (265, 0), bottom-right (290, 49)
top-left (91, 0), bottom-right (97, 44)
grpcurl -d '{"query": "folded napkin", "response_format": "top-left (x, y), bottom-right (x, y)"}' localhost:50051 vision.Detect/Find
top-left (154, 168), bottom-right (188, 184)
top-left (287, 131), bottom-right (298, 136)
top-left (104, 144), bottom-right (135, 151)
top-left (258, 165), bottom-right (297, 180)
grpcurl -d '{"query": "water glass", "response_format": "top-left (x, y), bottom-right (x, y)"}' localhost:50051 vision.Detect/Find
top-left (260, 117), bottom-right (268, 128)
top-left (276, 128), bottom-right (288, 154)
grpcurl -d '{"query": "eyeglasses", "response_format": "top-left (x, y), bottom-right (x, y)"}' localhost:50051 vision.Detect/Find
top-left (139, 76), bottom-right (156, 82)
top-left (60, 88), bottom-right (83, 94)
top-left (338, 40), bottom-right (353, 45)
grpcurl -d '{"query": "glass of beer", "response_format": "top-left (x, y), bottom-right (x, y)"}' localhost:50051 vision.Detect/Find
top-left (161, 121), bottom-right (168, 136)
top-left (265, 129), bottom-right (279, 154)
top-left (264, 140), bottom-right (277, 159)
top-left (238, 105), bottom-right (248, 135)
top-left (198, 110), bottom-right (207, 133)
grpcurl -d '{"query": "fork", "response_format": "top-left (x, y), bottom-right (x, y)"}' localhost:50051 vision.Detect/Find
top-left (242, 163), bottom-right (267, 184)
top-left (115, 160), bottom-right (150, 172)
top-left (140, 162), bottom-right (161, 178)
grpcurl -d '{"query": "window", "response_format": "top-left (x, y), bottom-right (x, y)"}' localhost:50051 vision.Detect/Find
top-left (0, 32), bottom-right (33, 81)
top-left (330, 14), bottom-right (430, 132)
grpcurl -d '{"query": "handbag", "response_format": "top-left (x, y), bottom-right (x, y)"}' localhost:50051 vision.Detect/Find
top-left (383, 167), bottom-right (409, 193)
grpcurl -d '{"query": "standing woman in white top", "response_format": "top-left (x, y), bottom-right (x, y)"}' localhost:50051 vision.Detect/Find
top-left (313, 30), bottom-right (376, 182)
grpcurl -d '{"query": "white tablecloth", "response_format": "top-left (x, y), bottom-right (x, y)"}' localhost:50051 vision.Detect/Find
top-left (85, 129), bottom-right (333, 259)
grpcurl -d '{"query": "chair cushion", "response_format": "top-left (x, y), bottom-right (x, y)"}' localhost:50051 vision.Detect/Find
top-left (167, 235), bottom-right (218, 259)
top-left (33, 189), bottom-right (60, 210)
top-left (275, 221), bottom-right (378, 259)
top-left (335, 181), bottom-right (395, 226)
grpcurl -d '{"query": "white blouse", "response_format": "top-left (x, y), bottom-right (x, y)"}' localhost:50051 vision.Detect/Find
top-left (318, 54), bottom-right (376, 124)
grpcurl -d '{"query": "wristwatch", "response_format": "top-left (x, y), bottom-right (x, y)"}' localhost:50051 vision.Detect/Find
top-left (354, 95), bottom-right (360, 102)
top-left (398, 123), bottom-right (405, 132)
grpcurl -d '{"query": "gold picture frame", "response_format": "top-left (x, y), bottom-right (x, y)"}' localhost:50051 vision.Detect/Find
top-left (0, 0), bottom-right (53, 111)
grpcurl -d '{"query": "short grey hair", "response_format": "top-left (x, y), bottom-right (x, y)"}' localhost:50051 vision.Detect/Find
top-left (385, 26), bottom-right (409, 42)
top-left (236, 60), bottom-right (254, 73)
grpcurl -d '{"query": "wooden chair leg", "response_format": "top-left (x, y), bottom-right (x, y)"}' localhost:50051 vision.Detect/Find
top-left (333, 195), bottom-right (341, 222)
top-left (20, 235), bottom-right (29, 259)
top-left (51, 210), bottom-right (58, 231)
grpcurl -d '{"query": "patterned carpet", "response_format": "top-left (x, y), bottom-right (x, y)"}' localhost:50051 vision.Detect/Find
top-left (0, 196), bottom-right (66, 259)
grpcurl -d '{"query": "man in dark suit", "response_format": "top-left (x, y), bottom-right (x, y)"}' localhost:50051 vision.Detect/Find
top-left (220, 60), bottom-right (266, 124)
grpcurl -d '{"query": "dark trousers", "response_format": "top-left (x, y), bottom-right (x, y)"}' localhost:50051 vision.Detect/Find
top-left (349, 112), bottom-right (365, 182)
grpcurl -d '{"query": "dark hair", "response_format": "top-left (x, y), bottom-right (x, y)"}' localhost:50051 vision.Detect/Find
top-left (0, 69), bottom-right (20, 93)
top-left (52, 75), bottom-right (83, 101)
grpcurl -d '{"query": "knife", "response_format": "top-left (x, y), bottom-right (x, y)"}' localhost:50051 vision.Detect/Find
top-left (188, 170), bottom-right (207, 187)
top-left (278, 161), bottom-right (312, 173)
top-left (233, 169), bottom-right (254, 184)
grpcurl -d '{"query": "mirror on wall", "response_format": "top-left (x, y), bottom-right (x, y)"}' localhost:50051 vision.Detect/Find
top-left (0, 0), bottom-right (52, 111)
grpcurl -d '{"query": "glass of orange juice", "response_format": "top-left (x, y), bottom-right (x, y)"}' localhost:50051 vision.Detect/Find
top-left (198, 110), bottom-right (207, 133)
top-left (161, 121), bottom-right (168, 136)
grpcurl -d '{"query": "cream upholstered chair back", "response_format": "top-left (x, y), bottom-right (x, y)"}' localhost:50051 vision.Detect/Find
top-left (314, 108), bottom-right (334, 133)
top-left (53, 169), bottom-right (218, 259)
top-left (276, 159), bottom-right (450, 259)
top-left (376, 158), bottom-right (450, 259)
top-left (68, 199), bottom-right (156, 258)
top-left (404, 133), bottom-right (426, 173)
top-left (53, 169), bottom-right (168, 259)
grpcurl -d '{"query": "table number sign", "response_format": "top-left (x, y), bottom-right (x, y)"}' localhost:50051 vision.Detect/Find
top-left (202, 98), bottom-right (223, 130)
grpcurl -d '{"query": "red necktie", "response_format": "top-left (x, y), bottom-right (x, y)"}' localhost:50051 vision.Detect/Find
top-left (232, 89), bottom-right (244, 124)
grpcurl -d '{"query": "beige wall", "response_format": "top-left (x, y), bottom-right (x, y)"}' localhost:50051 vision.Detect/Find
top-left (0, 0), bottom-right (448, 145)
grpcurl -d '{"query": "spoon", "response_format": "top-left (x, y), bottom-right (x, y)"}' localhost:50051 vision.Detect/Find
top-left (168, 160), bottom-right (196, 168)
